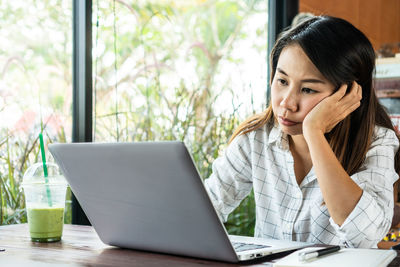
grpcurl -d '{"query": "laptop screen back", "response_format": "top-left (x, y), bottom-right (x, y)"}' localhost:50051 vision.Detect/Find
top-left (49, 141), bottom-right (239, 262)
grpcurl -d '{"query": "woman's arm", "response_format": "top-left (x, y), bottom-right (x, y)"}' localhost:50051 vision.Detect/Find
top-left (302, 82), bottom-right (399, 247)
top-left (302, 82), bottom-right (363, 225)
top-left (204, 133), bottom-right (254, 222)
top-left (317, 127), bottom-right (398, 247)
top-left (303, 129), bottom-right (362, 225)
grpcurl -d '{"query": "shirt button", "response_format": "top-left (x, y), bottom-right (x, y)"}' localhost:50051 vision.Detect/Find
top-left (297, 191), bottom-right (302, 198)
top-left (286, 224), bottom-right (291, 232)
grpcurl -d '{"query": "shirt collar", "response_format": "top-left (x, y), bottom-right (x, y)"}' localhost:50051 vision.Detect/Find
top-left (268, 124), bottom-right (290, 150)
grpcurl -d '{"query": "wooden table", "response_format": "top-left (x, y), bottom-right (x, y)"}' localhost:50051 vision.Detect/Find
top-left (0, 224), bottom-right (399, 266)
top-left (0, 224), bottom-right (283, 266)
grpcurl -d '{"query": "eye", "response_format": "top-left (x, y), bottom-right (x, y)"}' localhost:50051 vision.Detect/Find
top-left (277, 78), bottom-right (288, 86)
top-left (301, 87), bottom-right (317, 94)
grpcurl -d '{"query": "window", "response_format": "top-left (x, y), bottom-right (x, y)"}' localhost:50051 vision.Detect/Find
top-left (93, 0), bottom-right (268, 235)
top-left (0, 0), bottom-right (73, 224)
top-left (0, 1), bottom-right (270, 236)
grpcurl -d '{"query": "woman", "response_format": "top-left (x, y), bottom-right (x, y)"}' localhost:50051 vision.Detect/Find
top-left (204, 16), bottom-right (400, 248)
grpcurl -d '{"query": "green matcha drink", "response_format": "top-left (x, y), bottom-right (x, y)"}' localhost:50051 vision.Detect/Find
top-left (22, 162), bottom-right (68, 243)
top-left (27, 207), bottom-right (65, 242)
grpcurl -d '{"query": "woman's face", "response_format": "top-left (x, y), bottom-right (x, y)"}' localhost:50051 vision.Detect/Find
top-left (271, 44), bottom-right (336, 136)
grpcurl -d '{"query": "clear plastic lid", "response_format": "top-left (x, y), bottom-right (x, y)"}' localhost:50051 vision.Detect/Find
top-left (22, 162), bottom-right (68, 186)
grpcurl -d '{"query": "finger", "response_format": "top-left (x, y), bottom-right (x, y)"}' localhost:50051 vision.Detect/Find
top-left (355, 82), bottom-right (362, 99)
top-left (350, 81), bottom-right (362, 98)
top-left (340, 82), bottom-right (362, 105)
top-left (335, 99), bottom-right (361, 121)
top-left (332, 83), bottom-right (348, 100)
top-left (349, 81), bottom-right (357, 91)
top-left (347, 100), bottom-right (361, 113)
top-left (338, 96), bottom-right (361, 112)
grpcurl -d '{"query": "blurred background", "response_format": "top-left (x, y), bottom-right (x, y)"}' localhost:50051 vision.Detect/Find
top-left (0, 0), bottom-right (399, 237)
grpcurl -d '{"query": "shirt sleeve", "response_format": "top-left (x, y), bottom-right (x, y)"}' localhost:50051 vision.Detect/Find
top-left (329, 127), bottom-right (399, 248)
top-left (204, 133), bottom-right (254, 222)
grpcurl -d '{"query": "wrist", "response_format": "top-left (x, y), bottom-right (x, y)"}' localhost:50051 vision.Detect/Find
top-left (302, 124), bottom-right (325, 142)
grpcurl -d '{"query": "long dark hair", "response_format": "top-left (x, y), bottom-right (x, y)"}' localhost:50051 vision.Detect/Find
top-left (230, 16), bottom-right (400, 175)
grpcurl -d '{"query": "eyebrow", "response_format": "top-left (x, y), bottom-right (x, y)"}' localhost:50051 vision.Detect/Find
top-left (276, 68), bottom-right (326, 84)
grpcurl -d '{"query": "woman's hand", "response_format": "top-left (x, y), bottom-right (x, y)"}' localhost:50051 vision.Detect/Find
top-left (302, 81), bottom-right (362, 136)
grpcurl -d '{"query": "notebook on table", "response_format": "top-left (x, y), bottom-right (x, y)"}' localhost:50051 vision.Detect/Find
top-left (49, 141), bottom-right (311, 263)
top-left (273, 247), bottom-right (397, 267)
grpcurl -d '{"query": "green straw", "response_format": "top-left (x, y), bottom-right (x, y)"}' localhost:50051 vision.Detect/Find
top-left (39, 133), bottom-right (53, 207)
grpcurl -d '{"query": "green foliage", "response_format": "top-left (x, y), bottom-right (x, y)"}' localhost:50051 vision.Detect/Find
top-left (0, 133), bottom-right (27, 225)
top-left (0, 0), bottom-right (73, 225)
top-left (0, 125), bottom-right (71, 225)
top-left (1, 0), bottom-right (267, 238)
top-left (93, 0), bottom-right (267, 236)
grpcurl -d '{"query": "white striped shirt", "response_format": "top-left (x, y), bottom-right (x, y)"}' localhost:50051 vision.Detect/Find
top-left (204, 124), bottom-right (399, 248)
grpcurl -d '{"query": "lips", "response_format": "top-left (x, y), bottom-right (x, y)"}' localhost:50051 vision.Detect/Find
top-left (278, 116), bottom-right (298, 126)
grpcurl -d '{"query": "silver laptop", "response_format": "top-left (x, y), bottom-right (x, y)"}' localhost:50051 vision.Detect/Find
top-left (49, 141), bottom-right (310, 262)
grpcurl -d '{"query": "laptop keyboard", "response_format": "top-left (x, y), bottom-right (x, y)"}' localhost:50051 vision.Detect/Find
top-left (232, 242), bottom-right (271, 252)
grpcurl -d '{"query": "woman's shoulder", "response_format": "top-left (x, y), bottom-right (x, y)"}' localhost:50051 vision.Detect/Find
top-left (372, 125), bottom-right (399, 146)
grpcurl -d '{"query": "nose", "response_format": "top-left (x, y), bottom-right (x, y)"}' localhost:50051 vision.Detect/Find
top-left (280, 90), bottom-right (298, 112)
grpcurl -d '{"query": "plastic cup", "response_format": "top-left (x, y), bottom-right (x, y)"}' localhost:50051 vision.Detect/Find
top-left (22, 162), bottom-right (68, 242)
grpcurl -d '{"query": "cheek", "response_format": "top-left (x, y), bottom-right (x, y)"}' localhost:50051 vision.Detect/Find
top-left (270, 82), bottom-right (281, 111)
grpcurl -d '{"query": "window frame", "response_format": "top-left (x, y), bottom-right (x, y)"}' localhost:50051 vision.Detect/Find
top-left (71, 0), bottom-right (298, 224)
